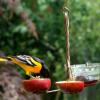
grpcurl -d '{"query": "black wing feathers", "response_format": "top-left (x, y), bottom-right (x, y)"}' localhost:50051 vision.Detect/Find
top-left (15, 55), bottom-right (35, 66)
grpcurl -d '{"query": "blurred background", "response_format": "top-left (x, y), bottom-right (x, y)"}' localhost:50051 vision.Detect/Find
top-left (0, 0), bottom-right (100, 100)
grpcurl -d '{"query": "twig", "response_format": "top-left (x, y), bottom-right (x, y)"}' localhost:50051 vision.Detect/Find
top-left (20, 12), bottom-right (39, 40)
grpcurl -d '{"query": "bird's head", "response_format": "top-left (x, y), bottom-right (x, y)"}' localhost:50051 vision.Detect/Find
top-left (33, 57), bottom-right (50, 78)
top-left (40, 65), bottom-right (50, 78)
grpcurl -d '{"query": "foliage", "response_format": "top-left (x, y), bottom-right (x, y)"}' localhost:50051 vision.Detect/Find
top-left (68, 0), bottom-right (100, 64)
top-left (0, 0), bottom-right (100, 100)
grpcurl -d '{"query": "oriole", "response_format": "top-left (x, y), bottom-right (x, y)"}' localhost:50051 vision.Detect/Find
top-left (0, 55), bottom-right (49, 78)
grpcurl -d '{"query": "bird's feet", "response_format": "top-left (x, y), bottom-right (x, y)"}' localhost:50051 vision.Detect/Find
top-left (29, 74), bottom-right (40, 79)
top-left (29, 74), bottom-right (35, 79)
top-left (35, 76), bottom-right (40, 78)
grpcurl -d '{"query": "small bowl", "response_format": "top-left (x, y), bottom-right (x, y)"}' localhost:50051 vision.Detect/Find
top-left (22, 78), bottom-right (51, 93)
top-left (55, 81), bottom-right (84, 92)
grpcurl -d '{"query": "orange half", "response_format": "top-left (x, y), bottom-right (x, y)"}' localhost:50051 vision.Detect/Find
top-left (22, 78), bottom-right (51, 93)
top-left (55, 81), bottom-right (84, 92)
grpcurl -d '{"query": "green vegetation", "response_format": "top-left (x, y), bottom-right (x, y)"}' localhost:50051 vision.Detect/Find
top-left (0, 0), bottom-right (100, 100)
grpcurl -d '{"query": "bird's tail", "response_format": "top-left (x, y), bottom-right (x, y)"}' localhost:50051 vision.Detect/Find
top-left (0, 56), bottom-right (12, 62)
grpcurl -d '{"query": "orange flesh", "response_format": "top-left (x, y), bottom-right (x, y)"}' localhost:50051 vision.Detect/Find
top-left (55, 81), bottom-right (84, 92)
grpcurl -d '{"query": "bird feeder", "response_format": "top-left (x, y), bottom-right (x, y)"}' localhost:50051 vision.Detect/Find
top-left (55, 81), bottom-right (84, 92)
top-left (55, 7), bottom-right (85, 93)
top-left (22, 78), bottom-right (51, 93)
top-left (55, 7), bottom-right (100, 92)
top-left (71, 63), bottom-right (100, 87)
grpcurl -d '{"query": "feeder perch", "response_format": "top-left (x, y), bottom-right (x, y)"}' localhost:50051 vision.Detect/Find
top-left (22, 78), bottom-right (51, 93)
top-left (84, 80), bottom-right (98, 87)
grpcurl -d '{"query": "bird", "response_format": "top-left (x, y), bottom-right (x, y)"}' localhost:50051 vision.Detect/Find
top-left (0, 55), bottom-right (49, 78)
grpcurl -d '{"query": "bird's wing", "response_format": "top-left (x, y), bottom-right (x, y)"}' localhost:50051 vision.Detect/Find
top-left (15, 55), bottom-right (35, 66)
